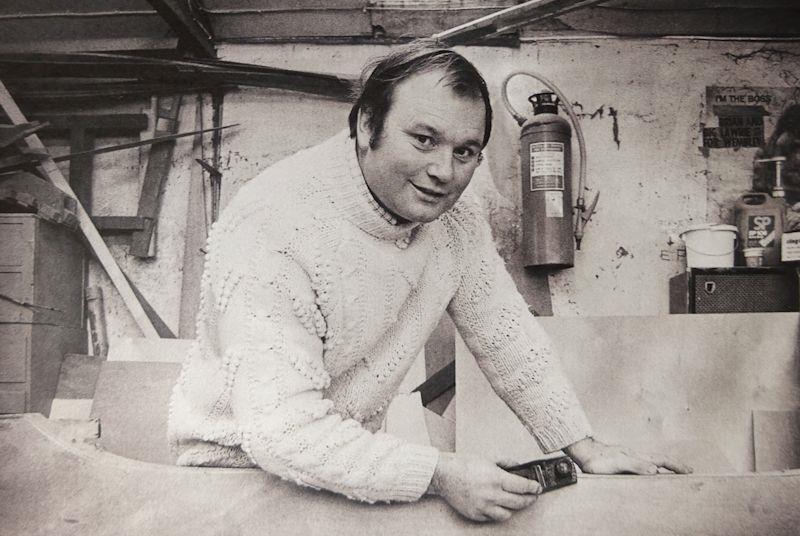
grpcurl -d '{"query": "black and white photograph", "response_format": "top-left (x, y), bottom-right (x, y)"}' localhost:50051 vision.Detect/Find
top-left (1, 1), bottom-right (799, 534)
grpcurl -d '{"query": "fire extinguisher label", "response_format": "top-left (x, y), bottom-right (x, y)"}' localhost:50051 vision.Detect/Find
top-left (529, 142), bottom-right (565, 191)
top-left (747, 215), bottom-right (775, 247)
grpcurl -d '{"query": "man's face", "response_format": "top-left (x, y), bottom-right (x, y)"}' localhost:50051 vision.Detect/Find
top-left (357, 69), bottom-right (486, 223)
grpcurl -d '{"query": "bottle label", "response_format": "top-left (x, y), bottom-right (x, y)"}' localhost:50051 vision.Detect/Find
top-left (747, 215), bottom-right (776, 247)
top-left (529, 142), bottom-right (565, 191)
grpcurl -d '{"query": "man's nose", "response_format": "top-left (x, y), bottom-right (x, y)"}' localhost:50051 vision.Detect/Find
top-left (427, 149), bottom-right (454, 183)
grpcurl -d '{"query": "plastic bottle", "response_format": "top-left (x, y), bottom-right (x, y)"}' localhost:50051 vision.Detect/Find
top-left (734, 193), bottom-right (785, 266)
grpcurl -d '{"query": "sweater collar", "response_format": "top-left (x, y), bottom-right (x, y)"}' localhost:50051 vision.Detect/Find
top-left (336, 130), bottom-right (421, 243)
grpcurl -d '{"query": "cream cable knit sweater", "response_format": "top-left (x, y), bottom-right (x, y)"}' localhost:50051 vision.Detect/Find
top-left (168, 129), bottom-right (591, 503)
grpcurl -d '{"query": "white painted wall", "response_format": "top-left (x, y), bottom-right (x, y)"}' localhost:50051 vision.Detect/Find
top-left (76, 39), bottom-right (800, 340)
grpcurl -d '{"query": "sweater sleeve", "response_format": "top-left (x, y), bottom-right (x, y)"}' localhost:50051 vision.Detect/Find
top-left (216, 250), bottom-right (439, 503)
top-left (445, 199), bottom-right (592, 453)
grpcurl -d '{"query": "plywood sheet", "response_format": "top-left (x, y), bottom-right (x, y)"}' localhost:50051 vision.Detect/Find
top-left (2, 415), bottom-right (800, 535)
top-left (754, 410), bottom-right (800, 472)
top-left (107, 337), bottom-right (192, 363)
top-left (457, 313), bottom-right (800, 473)
top-left (90, 361), bottom-right (180, 464)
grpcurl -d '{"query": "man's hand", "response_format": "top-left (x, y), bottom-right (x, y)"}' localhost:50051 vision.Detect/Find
top-left (428, 452), bottom-right (541, 522)
top-left (564, 437), bottom-right (693, 475)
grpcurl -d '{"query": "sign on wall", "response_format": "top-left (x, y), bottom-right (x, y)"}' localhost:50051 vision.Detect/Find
top-left (702, 86), bottom-right (800, 149)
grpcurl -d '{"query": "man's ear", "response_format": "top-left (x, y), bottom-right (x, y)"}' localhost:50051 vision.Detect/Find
top-left (355, 108), bottom-right (373, 151)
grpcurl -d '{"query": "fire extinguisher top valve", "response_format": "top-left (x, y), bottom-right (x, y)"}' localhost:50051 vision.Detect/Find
top-left (529, 92), bottom-right (559, 115)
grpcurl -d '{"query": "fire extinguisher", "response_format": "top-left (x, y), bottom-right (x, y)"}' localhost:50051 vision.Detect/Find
top-left (502, 72), bottom-right (599, 269)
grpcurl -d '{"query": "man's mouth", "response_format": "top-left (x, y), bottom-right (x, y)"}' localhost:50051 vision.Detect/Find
top-left (411, 183), bottom-right (447, 198)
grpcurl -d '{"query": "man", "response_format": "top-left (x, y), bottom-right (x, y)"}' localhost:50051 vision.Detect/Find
top-left (168, 40), bottom-right (690, 523)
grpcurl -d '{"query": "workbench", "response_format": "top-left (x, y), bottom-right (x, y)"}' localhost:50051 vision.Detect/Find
top-left (2, 413), bottom-right (799, 535)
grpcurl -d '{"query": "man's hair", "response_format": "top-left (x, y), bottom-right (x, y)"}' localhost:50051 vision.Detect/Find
top-left (348, 39), bottom-right (493, 149)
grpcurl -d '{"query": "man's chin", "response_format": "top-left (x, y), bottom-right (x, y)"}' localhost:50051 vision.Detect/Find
top-left (402, 205), bottom-right (449, 224)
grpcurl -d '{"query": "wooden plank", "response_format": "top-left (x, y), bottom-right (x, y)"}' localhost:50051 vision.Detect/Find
top-left (91, 216), bottom-right (148, 233)
top-left (0, 80), bottom-right (159, 339)
top-left (106, 337), bottom-right (192, 363)
top-left (179, 98), bottom-right (209, 338)
top-left (90, 361), bottom-right (181, 464)
top-left (209, 11), bottom-right (372, 39)
top-left (754, 410), bottom-right (800, 472)
top-left (606, 0), bottom-right (798, 7)
top-left (51, 124), bottom-right (235, 164)
top-left (130, 94), bottom-right (181, 258)
top-left (0, 122), bottom-right (47, 149)
top-left (0, 52), bottom-right (353, 100)
top-left (371, 8), bottom-right (506, 39)
top-left (413, 360), bottom-right (455, 407)
top-left (121, 271), bottom-right (176, 338)
top-left (32, 113), bottom-right (149, 133)
top-left (384, 392), bottom-right (431, 448)
top-left (420, 314), bottom-right (456, 414)
top-left (145, 0), bottom-right (216, 58)
top-left (4, 414), bottom-right (800, 535)
top-left (456, 313), bottom-right (800, 474)
top-left (433, 0), bottom-right (605, 43)
top-left (68, 126), bottom-right (94, 212)
top-left (54, 354), bottom-right (102, 400)
top-left (527, 5), bottom-right (800, 38)
top-left (203, 0), bottom-right (365, 8)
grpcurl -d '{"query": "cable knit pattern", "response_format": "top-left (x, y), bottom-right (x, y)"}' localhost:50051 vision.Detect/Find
top-left (168, 129), bottom-right (591, 504)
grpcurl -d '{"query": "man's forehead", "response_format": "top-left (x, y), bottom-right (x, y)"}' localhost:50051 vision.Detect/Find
top-left (392, 69), bottom-right (463, 101)
top-left (389, 70), bottom-right (485, 140)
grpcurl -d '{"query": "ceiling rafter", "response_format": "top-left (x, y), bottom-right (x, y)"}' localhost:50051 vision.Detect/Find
top-left (146, 0), bottom-right (216, 58)
top-left (433, 0), bottom-right (607, 45)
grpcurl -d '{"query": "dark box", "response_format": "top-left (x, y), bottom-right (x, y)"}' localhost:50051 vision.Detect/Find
top-left (669, 267), bottom-right (799, 314)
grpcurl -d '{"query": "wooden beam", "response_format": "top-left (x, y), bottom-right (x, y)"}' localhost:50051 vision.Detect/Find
top-left (0, 80), bottom-right (159, 339)
top-left (432, 0), bottom-right (606, 44)
top-left (121, 271), bottom-right (176, 338)
top-left (0, 52), bottom-right (353, 100)
top-left (91, 216), bottom-right (148, 233)
top-left (145, 0), bottom-right (216, 59)
top-left (130, 95), bottom-right (181, 258)
top-left (67, 126), bottom-right (95, 212)
top-left (32, 113), bottom-right (149, 134)
top-left (413, 360), bottom-right (455, 408)
top-left (422, 314), bottom-right (457, 414)
top-left (179, 98), bottom-right (209, 338)
top-left (528, 5), bottom-right (800, 38)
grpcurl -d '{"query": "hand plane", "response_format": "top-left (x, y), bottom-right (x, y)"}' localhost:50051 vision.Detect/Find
top-left (506, 455), bottom-right (577, 493)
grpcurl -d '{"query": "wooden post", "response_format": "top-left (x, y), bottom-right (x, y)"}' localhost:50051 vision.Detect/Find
top-left (179, 96), bottom-right (209, 338)
top-left (130, 95), bottom-right (182, 258)
top-left (86, 285), bottom-right (109, 357)
top-left (422, 314), bottom-right (456, 415)
top-left (67, 126), bottom-right (95, 214)
top-left (0, 80), bottom-right (159, 338)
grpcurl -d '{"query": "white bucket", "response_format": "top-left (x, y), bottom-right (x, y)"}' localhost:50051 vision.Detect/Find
top-left (679, 224), bottom-right (738, 268)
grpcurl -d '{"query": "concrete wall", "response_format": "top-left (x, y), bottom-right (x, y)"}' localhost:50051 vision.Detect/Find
top-left (81, 39), bottom-right (800, 339)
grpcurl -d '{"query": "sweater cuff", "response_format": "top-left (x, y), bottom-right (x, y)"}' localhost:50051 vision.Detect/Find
top-left (388, 444), bottom-right (440, 502)
top-left (533, 412), bottom-right (593, 454)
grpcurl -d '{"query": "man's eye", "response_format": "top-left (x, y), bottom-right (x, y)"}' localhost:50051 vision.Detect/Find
top-left (454, 147), bottom-right (476, 161)
top-left (414, 134), bottom-right (434, 147)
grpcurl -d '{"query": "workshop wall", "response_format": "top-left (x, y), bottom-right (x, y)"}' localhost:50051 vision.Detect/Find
top-left (87, 39), bottom-right (800, 339)
top-left (74, 98), bottom-right (207, 342)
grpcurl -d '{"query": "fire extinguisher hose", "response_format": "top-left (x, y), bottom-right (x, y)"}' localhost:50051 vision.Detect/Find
top-left (501, 71), bottom-right (598, 249)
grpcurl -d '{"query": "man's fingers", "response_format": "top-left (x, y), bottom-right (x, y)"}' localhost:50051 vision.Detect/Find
top-left (626, 459), bottom-right (659, 475)
top-left (500, 472), bottom-right (542, 495)
top-left (483, 506), bottom-right (514, 522)
top-left (640, 453), bottom-right (694, 474)
top-left (495, 490), bottom-right (539, 510)
top-left (495, 458), bottom-right (522, 468)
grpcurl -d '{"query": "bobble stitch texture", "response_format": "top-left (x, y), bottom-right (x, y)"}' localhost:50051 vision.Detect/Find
top-left (168, 129), bottom-right (590, 505)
